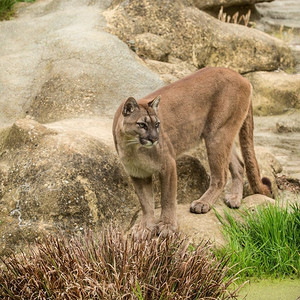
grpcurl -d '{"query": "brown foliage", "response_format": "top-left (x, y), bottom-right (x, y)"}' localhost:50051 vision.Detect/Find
top-left (0, 226), bottom-right (244, 299)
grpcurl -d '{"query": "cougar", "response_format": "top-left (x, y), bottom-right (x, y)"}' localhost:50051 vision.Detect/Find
top-left (113, 67), bottom-right (272, 238)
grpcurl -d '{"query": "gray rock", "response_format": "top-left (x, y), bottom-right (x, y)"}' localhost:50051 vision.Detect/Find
top-left (133, 33), bottom-right (171, 62)
top-left (105, 0), bottom-right (294, 74)
top-left (0, 0), bottom-right (164, 126)
top-left (176, 154), bottom-right (210, 204)
top-left (246, 71), bottom-right (300, 116)
top-left (254, 112), bottom-right (300, 180)
top-left (143, 57), bottom-right (198, 83)
top-left (256, 0), bottom-right (300, 33)
top-left (192, 0), bottom-right (273, 10)
top-left (0, 118), bottom-right (138, 255)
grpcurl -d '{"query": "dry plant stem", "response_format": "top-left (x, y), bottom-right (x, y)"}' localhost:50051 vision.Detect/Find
top-left (0, 226), bottom-right (245, 299)
top-left (218, 6), bottom-right (251, 26)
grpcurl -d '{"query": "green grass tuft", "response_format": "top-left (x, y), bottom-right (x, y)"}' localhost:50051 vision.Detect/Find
top-left (215, 202), bottom-right (300, 279)
top-left (0, 0), bottom-right (14, 20)
top-left (0, 0), bottom-right (35, 21)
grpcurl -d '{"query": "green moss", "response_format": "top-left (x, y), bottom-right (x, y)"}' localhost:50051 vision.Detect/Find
top-left (238, 278), bottom-right (300, 300)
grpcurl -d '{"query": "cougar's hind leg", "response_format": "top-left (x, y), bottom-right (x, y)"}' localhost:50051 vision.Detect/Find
top-left (225, 147), bottom-right (244, 209)
top-left (190, 129), bottom-right (234, 214)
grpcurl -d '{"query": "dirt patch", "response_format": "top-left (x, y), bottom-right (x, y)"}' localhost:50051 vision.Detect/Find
top-left (276, 175), bottom-right (300, 194)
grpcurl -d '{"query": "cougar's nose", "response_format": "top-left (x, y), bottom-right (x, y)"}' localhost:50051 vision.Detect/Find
top-left (148, 137), bottom-right (159, 145)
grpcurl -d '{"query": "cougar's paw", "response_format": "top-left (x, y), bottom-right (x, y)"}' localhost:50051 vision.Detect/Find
top-left (156, 221), bottom-right (177, 238)
top-left (131, 220), bottom-right (157, 241)
top-left (225, 194), bottom-right (242, 209)
top-left (190, 200), bottom-right (211, 214)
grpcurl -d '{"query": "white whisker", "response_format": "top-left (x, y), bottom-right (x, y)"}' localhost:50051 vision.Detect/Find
top-left (126, 139), bottom-right (139, 147)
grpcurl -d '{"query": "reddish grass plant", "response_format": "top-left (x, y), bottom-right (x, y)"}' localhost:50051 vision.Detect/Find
top-left (0, 226), bottom-right (244, 299)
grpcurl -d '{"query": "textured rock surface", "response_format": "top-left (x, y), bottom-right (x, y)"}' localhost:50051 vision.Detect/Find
top-left (255, 0), bottom-right (300, 73)
top-left (256, 0), bottom-right (300, 33)
top-left (0, 0), bottom-right (163, 126)
top-left (144, 57), bottom-right (198, 84)
top-left (192, 0), bottom-right (273, 10)
top-left (246, 71), bottom-right (300, 116)
top-left (137, 194), bottom-right (275, 246)
top-left (105, 0), bottom-right (294, 74)
top-left (254, 111), bottom-right (300, 179)
top-left (133, 33), bottom-right (171, 62)
top-left (0, 118), bottom-right (138, 255)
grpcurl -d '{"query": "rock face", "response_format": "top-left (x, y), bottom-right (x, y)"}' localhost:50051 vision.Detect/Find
top-left (0, 118), bottom-right (138, 255)
top-left (192, 0), bottom-right (273, 10)
top-left (0, 0), bottom-right (163, 126)
top-left (254, 111), bottom-right (300, 179)
top-left (134, 33), bottom-right (171, 62)
top-left (142, 58), bottom-right (198, 84)
top-left (105, 0), bottom-right (294, 74)
top-left (246, 71), bottom-right (300, 116)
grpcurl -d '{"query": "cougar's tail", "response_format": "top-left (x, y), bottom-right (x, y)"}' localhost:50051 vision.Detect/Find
top-left (239, 94), bottom-right (272, 197)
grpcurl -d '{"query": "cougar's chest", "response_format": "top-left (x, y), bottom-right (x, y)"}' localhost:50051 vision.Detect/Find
top-left (120, 147), bottom-right (160, 178)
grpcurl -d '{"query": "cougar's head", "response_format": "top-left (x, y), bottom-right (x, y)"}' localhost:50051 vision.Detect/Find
top-left (122, 96), bottom-right (161, 149)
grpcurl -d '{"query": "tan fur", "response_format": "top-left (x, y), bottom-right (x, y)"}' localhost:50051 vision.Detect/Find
top-left (113, 67), bottom-right (272, 238)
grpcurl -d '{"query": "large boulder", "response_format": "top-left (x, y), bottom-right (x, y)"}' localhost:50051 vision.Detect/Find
top-left (143, 58), bottom-right (198, 84)
top-left (0, 118), bottom-right (138, 255)
top-left (133, 33), bottom-right (171, 62)
top-left (254, 112), bottom-right (300, 180)
top-left (0, 0), bottom-right (164, 126)
top-left (245, 71), bottom-right (300, 116)
top-left (105, 0), bottom-right (294, 74)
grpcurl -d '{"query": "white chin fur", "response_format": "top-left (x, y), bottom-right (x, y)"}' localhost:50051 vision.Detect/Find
top-left (143, 143), bottom-right (154, 149)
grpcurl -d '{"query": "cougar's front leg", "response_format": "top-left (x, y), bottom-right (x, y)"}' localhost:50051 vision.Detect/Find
top-left (131, 176), bottom-right (156, 239)
top-left (157, 158), bottom-right (178, 237)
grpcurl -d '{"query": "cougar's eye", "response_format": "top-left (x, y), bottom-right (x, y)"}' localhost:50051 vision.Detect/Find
top-left (137, 122), bottom-right (147, 129)
top-left (155, 122), bottom-right (160, 128)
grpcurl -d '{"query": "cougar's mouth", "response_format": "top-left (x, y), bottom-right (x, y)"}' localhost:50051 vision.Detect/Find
top-left (139, 138), bottom-right (158, 148)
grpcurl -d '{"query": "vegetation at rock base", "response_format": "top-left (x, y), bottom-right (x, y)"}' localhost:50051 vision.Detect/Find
top-left (0, 226), bottom-right (244, 300)
top-left (215, 202), bottom-right (300, 280)
top-left (0, 0), bottom-right (35, 20)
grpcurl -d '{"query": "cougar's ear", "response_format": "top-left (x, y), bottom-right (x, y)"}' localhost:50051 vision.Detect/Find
top-left (148, 95), bottom-right (161, 113)
top-left (122, 97), bottom-right (139, 116)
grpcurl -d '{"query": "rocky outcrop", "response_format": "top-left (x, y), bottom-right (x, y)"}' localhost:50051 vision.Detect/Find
top-left (0, 118), bottom-right (138, 255)
top-left (105, 0), bottom-right (294, 74)
top-left (192, 0), bottom-right (273, 10)
top-left (0, 0), bottom-right (298, 255)
top-left (246, 71), bottom-right (300, 116)
top-left (254, 111), bottom-right (300, 179)
top-left (0, 0), bottom-right (163, 126)
top-left (143, 58), bottom-right (198, 84)
top-left (133, 33), bottom-right (171, 62)
top-left (0, 117), bottom-right (282, 254)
